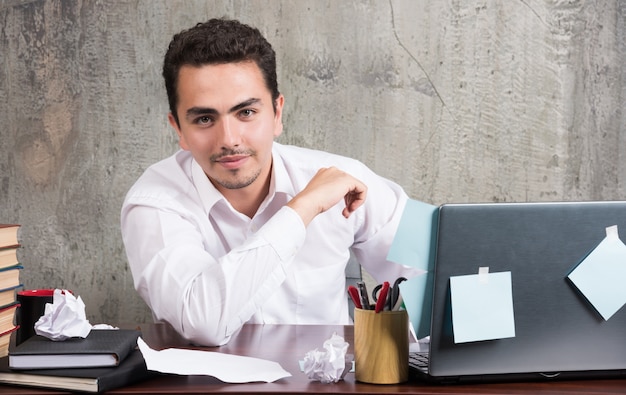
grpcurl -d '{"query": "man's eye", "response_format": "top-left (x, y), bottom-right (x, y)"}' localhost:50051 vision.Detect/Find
top-left (197, 116), bottom-right (212, 125)
top-left (240, 109), bottom-right (255, 118)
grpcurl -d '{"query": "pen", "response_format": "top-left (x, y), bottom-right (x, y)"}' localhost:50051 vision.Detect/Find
top-left (347, 285), bottom-right (363, 309)
top-left (357, 281), bottom-right (371, 310)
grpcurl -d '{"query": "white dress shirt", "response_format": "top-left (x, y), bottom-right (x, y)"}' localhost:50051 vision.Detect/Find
top-left (121, 143), bottom-right (418, 346)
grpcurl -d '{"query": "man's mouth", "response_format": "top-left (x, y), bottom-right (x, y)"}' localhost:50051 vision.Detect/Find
top-left (215, 154), bottom-right (249, 169)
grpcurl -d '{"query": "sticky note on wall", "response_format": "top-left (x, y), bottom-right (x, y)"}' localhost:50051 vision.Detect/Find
top-left (450, 267), bottom-right (516, 344)
top-left (567, 225), bottom-right (626, 320)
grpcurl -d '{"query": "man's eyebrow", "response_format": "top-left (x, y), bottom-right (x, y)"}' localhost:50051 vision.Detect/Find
top-left (229, 98), bottom-right (261, 113)
top-left (185, 98), bottom-right (261, 120)
top-left (185, 106), bottom-right (218, 120)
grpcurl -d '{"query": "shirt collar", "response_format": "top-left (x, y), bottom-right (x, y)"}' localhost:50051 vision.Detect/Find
top-left (191, 159), bottom-right (224, 214)
top-left (271, 143), bottom-right (297, 198)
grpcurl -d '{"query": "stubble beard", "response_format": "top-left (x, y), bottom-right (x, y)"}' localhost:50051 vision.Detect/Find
top-left (214, 168), bottom-right (261, 190)
top-left (210, 148), bottom-right (260, 190)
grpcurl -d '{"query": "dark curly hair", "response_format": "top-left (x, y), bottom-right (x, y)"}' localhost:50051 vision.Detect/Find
top-left (163, 18), bottom-right (280, 125)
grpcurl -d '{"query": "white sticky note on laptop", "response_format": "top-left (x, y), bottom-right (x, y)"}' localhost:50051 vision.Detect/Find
top-left (450, 267), bottom-right (516, 343)
top-left (568, 225), bottom-right (626, 320)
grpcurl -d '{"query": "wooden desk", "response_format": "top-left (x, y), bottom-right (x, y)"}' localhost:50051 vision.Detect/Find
top-left (1, 323), bottom-right (626, 394)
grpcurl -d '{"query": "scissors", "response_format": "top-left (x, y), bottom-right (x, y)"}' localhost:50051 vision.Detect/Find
top-left (371, 281), bottom-right (389, 313)
top-left (389, 277), bottom-right (407, 310)
top-left (372, 277), bottom-right (407, 311)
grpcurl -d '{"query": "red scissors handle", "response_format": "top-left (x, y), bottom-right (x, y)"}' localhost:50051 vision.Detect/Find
top-left (374, 281), bottom-right (390, 313)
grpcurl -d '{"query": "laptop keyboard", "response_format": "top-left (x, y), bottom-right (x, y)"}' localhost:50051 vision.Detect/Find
top-left (409, 352), bottom-right (430, 373)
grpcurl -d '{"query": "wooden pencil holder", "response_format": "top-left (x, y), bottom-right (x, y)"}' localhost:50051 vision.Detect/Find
top-left (354, 308), bottom-right (409, 384)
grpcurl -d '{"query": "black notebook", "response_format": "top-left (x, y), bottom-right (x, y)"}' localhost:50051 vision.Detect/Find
top-left (9, 329), bottom-right (140, 369)
top-left (0, 349), bottom-right (156, 393)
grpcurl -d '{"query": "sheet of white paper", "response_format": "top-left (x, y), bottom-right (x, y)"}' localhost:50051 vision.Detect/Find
top-left (137, 337), bottom-right (291, 383)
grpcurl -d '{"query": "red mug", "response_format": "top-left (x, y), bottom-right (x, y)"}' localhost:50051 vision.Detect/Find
top-left (15, 289), bottom-right (55, 345)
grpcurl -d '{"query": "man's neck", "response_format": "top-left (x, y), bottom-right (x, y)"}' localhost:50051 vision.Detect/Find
top-left (221, 186), bottom-right (268, 219)
top-left (218, 168), bottom-right (272, 219)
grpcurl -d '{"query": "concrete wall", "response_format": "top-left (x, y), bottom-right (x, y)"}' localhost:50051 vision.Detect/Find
top-left (1, 0), bottom-right (624, 325)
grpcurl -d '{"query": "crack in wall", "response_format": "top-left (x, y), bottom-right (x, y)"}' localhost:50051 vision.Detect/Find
top-left (388, 0), bottom-right (446, 108)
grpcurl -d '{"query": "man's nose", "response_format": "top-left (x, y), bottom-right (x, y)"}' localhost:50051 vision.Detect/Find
top-left (219, 118), bottom-right (242, 147)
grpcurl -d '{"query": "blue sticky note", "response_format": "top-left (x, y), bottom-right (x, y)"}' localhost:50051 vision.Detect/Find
top-left (387, 199), bottom-right (438, 339)
top-left (449, 269), bottom-right (516, 343)
top-left (400, 274), bottom-right (434, 339)
top-left (568, 226), bottom-right (626, 320)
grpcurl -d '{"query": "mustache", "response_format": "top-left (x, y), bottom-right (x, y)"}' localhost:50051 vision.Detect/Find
top-left (210, 149), bottom-right (255, 162)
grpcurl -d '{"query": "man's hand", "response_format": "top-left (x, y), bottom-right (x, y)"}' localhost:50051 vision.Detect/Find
top-left (287, 167), bottom-right (367, 226)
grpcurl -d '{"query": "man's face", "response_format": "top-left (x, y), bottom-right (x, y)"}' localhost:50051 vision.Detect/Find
top-left (169, 61), bottom-right (284, 193)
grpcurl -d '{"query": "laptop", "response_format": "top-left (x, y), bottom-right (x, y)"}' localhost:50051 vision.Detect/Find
top-left (409, 201), bottom-right (626, 383)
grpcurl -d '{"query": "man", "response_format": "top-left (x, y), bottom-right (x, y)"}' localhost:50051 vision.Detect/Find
top-left (121, 18), bottom-right (418, 346)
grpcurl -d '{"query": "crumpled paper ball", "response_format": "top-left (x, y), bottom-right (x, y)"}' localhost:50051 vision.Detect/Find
top-left (34, 289), bottom-right (92, 341)
top-left (302, 332), bottom-right (352, 383)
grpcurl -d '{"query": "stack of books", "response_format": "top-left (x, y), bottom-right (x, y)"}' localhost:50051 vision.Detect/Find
top-left (0, 224), bottom-right (23, 358)
top-left (0, 329), bottom-right (155, 392)
top-left (0, 225), bottom-right (155, 392)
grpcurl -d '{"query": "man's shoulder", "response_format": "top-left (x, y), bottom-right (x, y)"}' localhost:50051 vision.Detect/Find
top-left (124, 150), bottom-right (195, 203)
top-left (137, 150), bottom-right (191, 182)
top-left (273, 142), bottom-right (365, 170)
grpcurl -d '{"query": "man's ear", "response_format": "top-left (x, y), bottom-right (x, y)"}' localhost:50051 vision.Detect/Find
top-left (168, 112), bottom-right (188, 150)
top-left (273, 95), bottom-right (285, 138)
